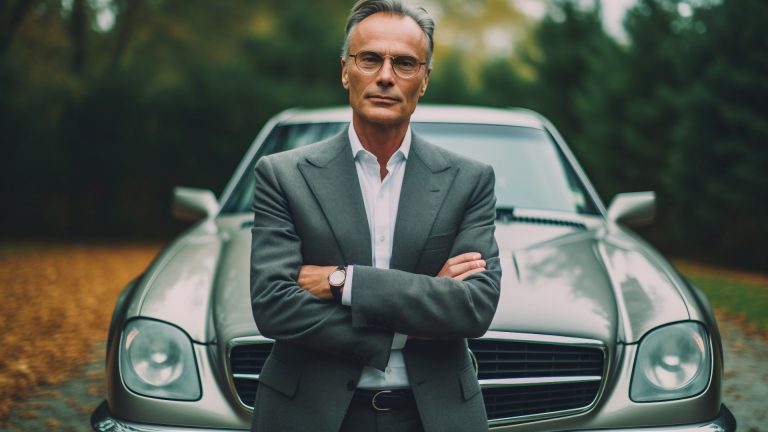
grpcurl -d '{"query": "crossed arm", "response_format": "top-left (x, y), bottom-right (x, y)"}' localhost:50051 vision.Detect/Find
top-left (250, 156), bottom-right (500, 369)
top-left (297, 254), bottom-right (487, 343)
top-left (297, 252), bottom-right (488, 301)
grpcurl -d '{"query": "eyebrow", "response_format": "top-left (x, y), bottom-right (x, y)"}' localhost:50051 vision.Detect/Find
top-left (355, 48), bottom-right (421, 57)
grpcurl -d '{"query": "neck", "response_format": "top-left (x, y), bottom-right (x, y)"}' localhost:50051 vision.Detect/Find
top-left (352, 115), bottom-right (409, 164)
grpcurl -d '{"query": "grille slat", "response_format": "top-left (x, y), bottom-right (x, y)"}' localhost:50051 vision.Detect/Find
top-left (485, 386), bottom-right (597, 404)
top-left (477, 368), bottom-right (600, 378)
top-left (229, 337), bottom-right (603, 423)
top-left (476, 358), bottom-right (601, 364)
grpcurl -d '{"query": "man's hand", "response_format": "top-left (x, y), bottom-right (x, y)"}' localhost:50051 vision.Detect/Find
top-left (437, 252), bottom-right (486, 281)
top-left (408, 253), bottom-right (487, 341)
top-left (297, 265), bottom-right (338, 300)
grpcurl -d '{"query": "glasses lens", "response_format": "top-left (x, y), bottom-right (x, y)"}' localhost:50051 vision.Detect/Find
top-left (393, 56), bottom-right (420, 76)
top-left (356, 52), bottom-right (383, 73)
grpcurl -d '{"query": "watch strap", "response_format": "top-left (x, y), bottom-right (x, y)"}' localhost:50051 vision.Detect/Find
top-left (330, 285), bottom-right (342, 303)
top-left (328, 265), bottom-right (345, 303)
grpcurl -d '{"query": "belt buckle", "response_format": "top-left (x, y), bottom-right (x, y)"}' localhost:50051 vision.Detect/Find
top-left (371, 390), bottom-right (392, 412)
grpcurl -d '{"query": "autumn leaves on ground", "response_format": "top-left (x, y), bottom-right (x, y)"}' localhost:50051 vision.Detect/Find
top-left (0, 243), bottom-right (161, 423)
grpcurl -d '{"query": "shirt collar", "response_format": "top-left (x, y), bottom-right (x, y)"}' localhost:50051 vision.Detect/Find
top-left (348, 122), bottom-right (411, 162)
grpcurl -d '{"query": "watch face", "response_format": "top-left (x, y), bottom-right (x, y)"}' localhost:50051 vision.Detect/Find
top-left (329, 270), bottom-right (345, 287)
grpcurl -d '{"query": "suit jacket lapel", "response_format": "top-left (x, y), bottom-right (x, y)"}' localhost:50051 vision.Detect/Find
top-left (391, 134), bottom-right (457, 272)
top-left (298, 132), bottom-right (372, 266)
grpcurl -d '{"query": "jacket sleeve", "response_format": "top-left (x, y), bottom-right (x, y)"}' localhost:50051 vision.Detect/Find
top-left (350, 165), bottom-right (501, 338)
top-left (250, 156), bottom-right (394, 370)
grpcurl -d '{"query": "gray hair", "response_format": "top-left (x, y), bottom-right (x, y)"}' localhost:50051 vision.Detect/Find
top-left (341, 0), bottom-right (435, 68)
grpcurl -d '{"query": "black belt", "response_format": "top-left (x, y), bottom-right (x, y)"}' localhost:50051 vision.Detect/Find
top-left (352, 388), bottom-right (415, 411)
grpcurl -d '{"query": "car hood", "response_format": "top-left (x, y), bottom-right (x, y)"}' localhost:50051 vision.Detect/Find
top-left (489, 222), bottom-right (690, 344)
top-left (136, 215), bottom-right (691, 345)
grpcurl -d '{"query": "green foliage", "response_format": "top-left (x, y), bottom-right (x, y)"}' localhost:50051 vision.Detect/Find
top-left (475, 58), bottom-right (533, 108)
top-left (663, 0), bottom-right (768, 267)
top-left (522, 2), bottom-right (611, 142)
top-left (422, 51), bottom-right (476, 105)
top-left (523, 2), bottom-right (630, 195)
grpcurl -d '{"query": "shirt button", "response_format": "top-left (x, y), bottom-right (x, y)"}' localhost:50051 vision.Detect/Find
top-left (378, 235), bottom-right (385, 242)
top-left (347, 380), bottom-right (356, 391)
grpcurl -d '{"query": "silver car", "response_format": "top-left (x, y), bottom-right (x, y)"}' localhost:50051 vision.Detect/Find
top-left (91, 105), bottom-right (736, 431)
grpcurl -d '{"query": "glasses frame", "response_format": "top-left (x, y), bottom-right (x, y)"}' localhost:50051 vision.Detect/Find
top-left (348, 51), bottom-right (427, 79)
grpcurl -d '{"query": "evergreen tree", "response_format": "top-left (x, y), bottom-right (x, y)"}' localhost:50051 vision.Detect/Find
top-left (664, 0), bottom-right (768, 268)
top-left (521, 1), bottom-right (625, 199)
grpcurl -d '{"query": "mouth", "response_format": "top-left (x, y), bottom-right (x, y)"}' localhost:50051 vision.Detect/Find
top-left (366, 94), bottom-right (400, 104)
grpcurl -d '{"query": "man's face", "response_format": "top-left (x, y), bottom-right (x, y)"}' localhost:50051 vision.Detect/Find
top-left (341, 13), bottom-right (431, 127)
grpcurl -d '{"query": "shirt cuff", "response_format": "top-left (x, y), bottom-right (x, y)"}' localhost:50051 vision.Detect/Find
top-left (341, 265), bottom-right (353, 306)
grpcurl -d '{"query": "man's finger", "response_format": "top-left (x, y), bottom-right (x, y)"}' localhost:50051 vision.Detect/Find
top-left (449, 260), bottom-right (485, 277)
top-left (438, 260), bottom-right (484, 279)
top-left (453, 266), bottom-right (485, 281)
top-left (445, 252), bottom-right (482, 267)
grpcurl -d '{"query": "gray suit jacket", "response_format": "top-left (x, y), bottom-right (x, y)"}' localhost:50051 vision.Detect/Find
top-left (249, 130), bottom-right (501, 432)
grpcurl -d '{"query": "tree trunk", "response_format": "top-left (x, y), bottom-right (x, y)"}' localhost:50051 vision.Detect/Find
top-left (109, 0), bottom-right (141, 70)
top-left (70, 0), bottom-right (87, 73)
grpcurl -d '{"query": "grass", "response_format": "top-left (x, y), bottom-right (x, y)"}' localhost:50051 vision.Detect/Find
top-left (675, 260), bottom-right (768, 333)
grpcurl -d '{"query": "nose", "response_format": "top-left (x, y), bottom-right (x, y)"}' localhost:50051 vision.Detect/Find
top-left (375, 57), bottom-right (396, 87)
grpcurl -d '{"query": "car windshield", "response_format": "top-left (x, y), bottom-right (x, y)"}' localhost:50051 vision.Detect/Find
top-left (221, 122), bottom-right (599, 215)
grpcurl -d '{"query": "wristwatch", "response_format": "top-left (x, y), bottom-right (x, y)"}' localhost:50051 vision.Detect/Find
top-left (327, 265), bottom-right (346, 303)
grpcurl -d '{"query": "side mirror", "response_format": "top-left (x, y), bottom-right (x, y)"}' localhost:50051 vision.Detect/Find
top-left (172, 187), bottom-right (219, 222)
top-left (607, 191), bottom-right (655, 227)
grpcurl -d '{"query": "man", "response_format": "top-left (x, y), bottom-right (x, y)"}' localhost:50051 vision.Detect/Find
top-left (250, 1), bottom-right (501, 431)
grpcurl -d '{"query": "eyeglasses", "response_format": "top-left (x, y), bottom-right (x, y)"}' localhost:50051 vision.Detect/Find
top-left (349, 51), bottom-right (426, 79)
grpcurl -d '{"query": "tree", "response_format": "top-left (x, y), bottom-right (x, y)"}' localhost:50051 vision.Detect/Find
top-left (520, 1), bottom-right (625, 195)
top-left (663, 0), bottom-right (768, 268)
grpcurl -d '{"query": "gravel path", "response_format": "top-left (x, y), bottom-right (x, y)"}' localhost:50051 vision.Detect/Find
top-left (2, 318), bottom-right (766, 431)
top-left (1, 344), bottom-right (104, 432)
top-left (719, 315), bottom-right (768, 431)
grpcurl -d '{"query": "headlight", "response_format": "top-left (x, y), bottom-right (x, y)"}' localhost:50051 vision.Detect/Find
top-left (119, 319), bottom-right (201, 400)
top-left (630, 321), bottom-right (711, 402)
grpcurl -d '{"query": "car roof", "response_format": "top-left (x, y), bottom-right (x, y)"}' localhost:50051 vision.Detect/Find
top-left (277, 105), bottom-right (546, 130)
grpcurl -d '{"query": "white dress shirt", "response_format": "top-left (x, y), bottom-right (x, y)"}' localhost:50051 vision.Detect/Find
top-left (341, 123), bottom-right (411, 389)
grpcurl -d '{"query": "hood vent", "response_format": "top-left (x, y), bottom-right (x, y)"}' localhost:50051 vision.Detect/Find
top-left (496, 209), bottom-right (587, 230)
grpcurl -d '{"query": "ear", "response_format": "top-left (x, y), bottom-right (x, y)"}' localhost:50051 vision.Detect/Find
top-left (341, 57), bottom-right (350, 90)
top-left (419, 67), bottom-right (431, 96)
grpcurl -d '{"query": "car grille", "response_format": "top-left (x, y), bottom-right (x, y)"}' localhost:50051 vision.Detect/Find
top-left (229, 341), bottom-right (273, 407)
top-left (229, 333), bottom-right (604, 424)
top-left (469, 338), bottom-right (603, 422)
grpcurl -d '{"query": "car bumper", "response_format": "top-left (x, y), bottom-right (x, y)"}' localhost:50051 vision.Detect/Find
top-left (91, 401), bottom-right (736, 432)
top-left (560, 405), bottom-right (737, 432)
